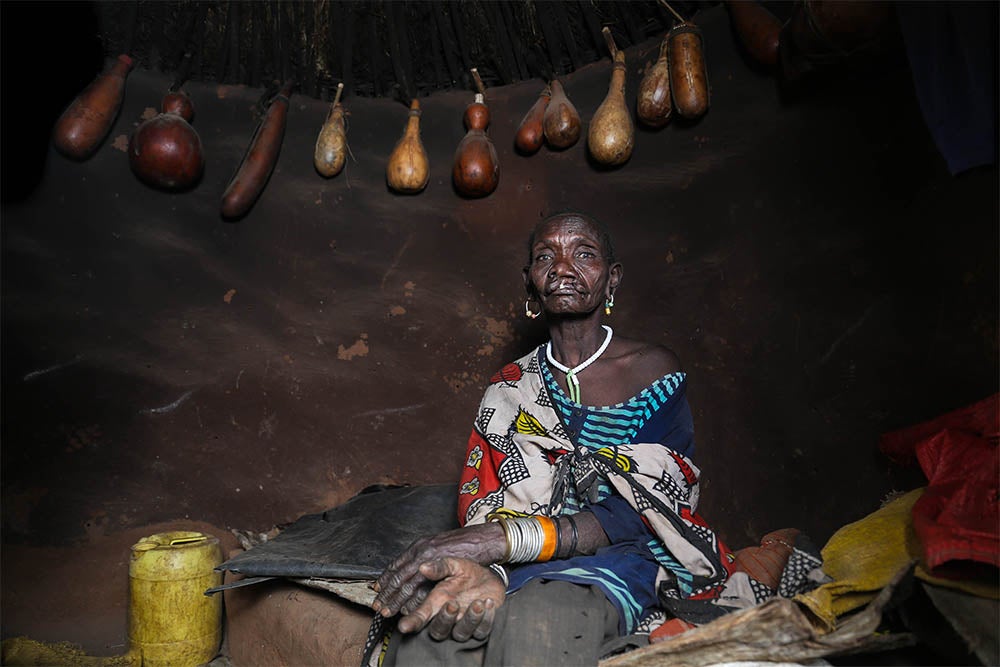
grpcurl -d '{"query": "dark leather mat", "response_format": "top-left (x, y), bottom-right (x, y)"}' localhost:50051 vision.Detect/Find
top-left (217, 484), bottom-right (459, 581)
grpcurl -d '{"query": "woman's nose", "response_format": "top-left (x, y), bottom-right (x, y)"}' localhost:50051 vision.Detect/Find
top-left (548, 256), bottom-right (576, 278)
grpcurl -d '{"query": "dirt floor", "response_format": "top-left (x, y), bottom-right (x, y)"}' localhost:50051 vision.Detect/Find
top-left (2, 2), bottom-right (997, 660)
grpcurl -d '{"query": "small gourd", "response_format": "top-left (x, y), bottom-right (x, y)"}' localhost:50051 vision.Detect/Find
top-left (542, 79), bottom-right (581, 150)
top-left (314, 83), bottom-right (348, 178)
top-left (386, 99), bottom-right (430, 194)
top-left (637, 37), bottom-right (672, 128)
top-left (515, 86), bottom-right (550, 155)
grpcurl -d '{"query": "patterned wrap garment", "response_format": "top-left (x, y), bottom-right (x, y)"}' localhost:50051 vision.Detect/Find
top-left (457, 346), bottom-right (736, 634)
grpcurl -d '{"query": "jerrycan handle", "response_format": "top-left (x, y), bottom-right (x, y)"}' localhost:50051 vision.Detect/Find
top-left (170, 535), bottom-right (208, 546)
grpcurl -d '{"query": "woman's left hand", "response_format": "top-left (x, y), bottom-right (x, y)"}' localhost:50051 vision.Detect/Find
top-left (395, 557), bottom-right (506, 641)
top-left (373, 523), bottom-right (505, 617)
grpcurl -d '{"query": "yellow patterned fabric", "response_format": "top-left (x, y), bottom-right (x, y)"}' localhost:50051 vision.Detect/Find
top-left (795, 488), bottom-right (999, 632)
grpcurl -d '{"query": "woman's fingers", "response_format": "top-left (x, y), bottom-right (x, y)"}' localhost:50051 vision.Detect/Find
top-left (398, 582), bottom-right (432, 616)
top-left (375, 571), bottom-right (424, 616)
top-left (427, 601), bottom-right (461, 641)
top-left (471, 598), bottom-right (496, 641)
top-left (450, 599), bottom-right (485, 642)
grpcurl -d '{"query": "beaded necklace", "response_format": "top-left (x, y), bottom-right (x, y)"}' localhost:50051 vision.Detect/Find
top-left (545, 325), bottom-right (613, 403)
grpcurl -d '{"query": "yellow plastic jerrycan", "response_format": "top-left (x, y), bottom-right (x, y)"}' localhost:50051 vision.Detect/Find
top-left (128, 531), bottom-right (223, 667)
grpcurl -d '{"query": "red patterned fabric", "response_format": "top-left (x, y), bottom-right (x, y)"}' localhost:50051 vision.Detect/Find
top-left (879, 394), bottom-right (1000, 572)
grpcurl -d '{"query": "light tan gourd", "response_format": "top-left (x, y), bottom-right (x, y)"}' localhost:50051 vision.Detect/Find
top-left (386, 99), bottom-right (430, 194)
top-left (637, 37), bottom-right (672, 128)
top-left (314, 83), bottom-right (347, 178)
top-left (587, 28), bottom-right (634, 166)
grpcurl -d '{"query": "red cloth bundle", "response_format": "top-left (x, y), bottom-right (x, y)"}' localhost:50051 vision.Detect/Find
top-left (879, 394), bottom-right (999, 573)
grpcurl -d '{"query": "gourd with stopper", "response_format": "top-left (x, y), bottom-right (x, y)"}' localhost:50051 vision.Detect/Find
top-left (587, 28), bottom-right (635, 166)
top-left (314, 83), bottom-right (348, 178)
top-left (386, 98), bottom-right (430, 194)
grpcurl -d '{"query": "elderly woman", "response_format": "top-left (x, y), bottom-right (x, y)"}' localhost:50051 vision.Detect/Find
top-left (369, 212), bottom-right (737, 665)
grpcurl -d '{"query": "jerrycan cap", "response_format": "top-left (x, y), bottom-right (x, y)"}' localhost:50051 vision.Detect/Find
top-left (132, 530), bottom-right (211, 552)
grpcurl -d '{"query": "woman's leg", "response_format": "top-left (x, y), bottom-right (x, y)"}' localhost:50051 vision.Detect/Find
top-left (384, 579), bottom-right (619, 667)
top-left (483, 579), bottom-right (619, 667)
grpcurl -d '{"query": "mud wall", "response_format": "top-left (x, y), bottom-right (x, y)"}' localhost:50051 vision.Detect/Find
top-left (2, 3), bottom-right (996, 654)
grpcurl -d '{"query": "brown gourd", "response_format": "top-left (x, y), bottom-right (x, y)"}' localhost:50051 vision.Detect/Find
top-left (669, 22), bottom-right (710, 119)
top-left (637, 37), bottom-right (673, 128)
top-left (542, 80), bottom-right (581, 150)
top-left (588, 28), bottom-right (634, 167)
top-left (314, 83), bottom-right (347, 178)
top-left (452, 69), bottom-right (499, 198)
top-left (725, 0), bottom-right (781, 67)
top-left (515, 86), bottom-right (550, 155)
top-left (386, 99), bottom-right (430, 194)
top-left (220, 80), bottom-right (294, 219)
top-left (53, 54), bottom-right (134, 160)
top-left (128, 88), bottom-right (204, 190)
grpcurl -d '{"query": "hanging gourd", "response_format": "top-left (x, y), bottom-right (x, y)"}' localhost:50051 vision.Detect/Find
top-left (515, 86), bottom-right (550, 155)
top-left (725, 0), bottom-right (781, 67)
top-left (637, 36), bottom-right (672, 128)
top-left (669, 21), bottom-right (710, 119)
top-left (221, 80), bottom-right (294, 219)
top-left (128, 85), bottom-right (204, 191)
top-left (452, 69), bottom-right (499, 198)
top-left (588, 28), bottom-right (635, 167)
top-left (386, 99), bottom-right (430, 194)
top-left (314, 83), bottom-right (348, 178)
top-left (53, 54), bottom-right (134, 160)
top-left (542, 79), bottom-right (581, 150)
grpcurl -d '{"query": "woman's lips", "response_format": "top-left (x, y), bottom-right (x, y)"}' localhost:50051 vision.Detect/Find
top-left (548, 280), bottom-right (581, 296)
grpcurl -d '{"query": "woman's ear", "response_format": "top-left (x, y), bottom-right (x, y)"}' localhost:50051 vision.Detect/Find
top-left (522, 266), bottom-right (534, 295)
top-left (608, 262), bottom-right (623, 292)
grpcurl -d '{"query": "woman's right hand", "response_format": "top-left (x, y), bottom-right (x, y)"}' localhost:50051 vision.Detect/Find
top-left (395, 557), bottom-right (506, 641)
top-left (373, 523), bottom-right (506, 617)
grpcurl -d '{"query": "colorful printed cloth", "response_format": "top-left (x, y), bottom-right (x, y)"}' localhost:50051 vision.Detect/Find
top-left (457, 347), bottom-right (825, 633)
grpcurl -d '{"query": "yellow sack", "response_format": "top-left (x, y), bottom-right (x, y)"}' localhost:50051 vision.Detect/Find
top-left (795, 487), bottom-right (998, 631)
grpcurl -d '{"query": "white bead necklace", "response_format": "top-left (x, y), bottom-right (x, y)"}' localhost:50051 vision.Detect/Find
top-left (546, 325), bottom-right (613, 404)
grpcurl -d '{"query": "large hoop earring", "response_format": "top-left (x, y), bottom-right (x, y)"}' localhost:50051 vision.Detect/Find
top-left (525, 298), bottom-right (542, 320)
top-left (604, 293), bottom-right (615, 316)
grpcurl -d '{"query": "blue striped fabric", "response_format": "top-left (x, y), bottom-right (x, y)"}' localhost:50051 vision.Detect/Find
top-left (506, 358), bottom-right (690, 633)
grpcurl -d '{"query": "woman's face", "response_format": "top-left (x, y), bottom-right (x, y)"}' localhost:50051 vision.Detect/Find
top-left (524, 215), bottom-right (622, 319)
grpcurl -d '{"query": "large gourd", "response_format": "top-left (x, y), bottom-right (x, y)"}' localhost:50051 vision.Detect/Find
top-left (53, 54), bottom-right (134, 160)
top-left (637, 37), bottom-right (672, 128)
top-left (128, 88), bottom-right (204, 190)
top-left (452, 69), bottom-right (499, 198)
top-left (725, 0), bottom-right (781, 67)
top-left (542, 79), bottom-right (581, 150)
top-left (669, 22), bottom-right (710, 119)
top-left (386, 99), bottom-right (430, 194)
top-left (221, 80), bottom-right (294, 219)
top-left (588, 28), bottom-right (634, 167)
top-left (515, 86), bottom-right (550, 154)
top-left (314, 83), bottom-right (347, 178)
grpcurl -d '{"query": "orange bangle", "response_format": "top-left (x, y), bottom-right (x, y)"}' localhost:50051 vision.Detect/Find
top-left (537, 516), bottom-right (558, 562)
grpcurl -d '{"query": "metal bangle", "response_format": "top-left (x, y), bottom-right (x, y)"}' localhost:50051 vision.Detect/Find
top-left (487, 563), bottom-right (509, 588)
top-left (565, 514), bottom-right (579, 556)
